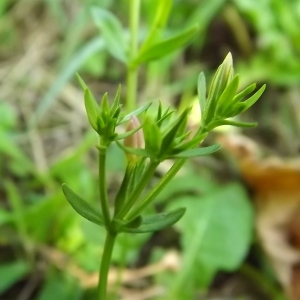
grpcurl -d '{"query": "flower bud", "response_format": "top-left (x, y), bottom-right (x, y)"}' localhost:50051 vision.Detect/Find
top-left (124, 116), bottom-right (144, 162)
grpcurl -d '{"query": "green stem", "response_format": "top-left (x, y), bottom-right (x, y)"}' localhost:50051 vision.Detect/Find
top-left (126, 0), bottom-right (140, 112)
top-left (99, 146), bottom-right (111, 226)
top-left (127, 158), bottom-right (187, 220)
top-left (97, 231), bottom-right (117, 300)
top-left (115, 161), bottom-right (159, 219)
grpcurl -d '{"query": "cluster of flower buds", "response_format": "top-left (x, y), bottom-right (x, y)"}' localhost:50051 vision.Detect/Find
top-left (63, 53), bottom-right (266, 236)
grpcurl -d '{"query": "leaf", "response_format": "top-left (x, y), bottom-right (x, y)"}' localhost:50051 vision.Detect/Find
top-left (91, 7), bottom-right (127, 63)
top-left (216, 75), bottom-right (240, 116)
top-left (121, 208), bottom-right (186, 233)
top-left (143, 117), bottom-right (162, 157)
top-left (134, 25), bottom-right (199, 64)
top-left (62, 184), bottom-right (104, 227)
top-left (0, 208), bottom-right (11, 226)
top-left (232, 83), bottom-right (256, 103)
top-left (168, 184), bottom-right (254, 291)
top-left (239, 84), bottom-right (266, 113)
top-left (159, 108), bottom-right (190, 156)
top-left (84, 89), bottom-right (100, 132)
top-left (151, 0), bottom-right (172, 29)
top-left (114, 215), bottom-right (143, 230)
top-left (207, 119), bottom-right (257, 130)
top-left (171, 144), bottom-right (220, 158)
top-left (117, 103), bottom-right (152, 124)
top-left (0, 261), bottom-right (31, 293)
top-left (115, 123), bottom-right (143, 141)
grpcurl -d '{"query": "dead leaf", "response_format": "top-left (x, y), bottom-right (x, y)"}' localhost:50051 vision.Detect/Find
top-left (219, 133), bottom-right (300, 300)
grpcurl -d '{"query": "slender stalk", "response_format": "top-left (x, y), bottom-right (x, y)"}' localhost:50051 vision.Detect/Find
top-left (126, 0), bottom-right (140, 112)
top-left (97, 231), bottom-right (117, 300)
top-left (127, 158), bottom-right (187, 220)
top-left (115, 161), bottom-right (159, 219)
top-left (99, 146), bottom-right (111, 226)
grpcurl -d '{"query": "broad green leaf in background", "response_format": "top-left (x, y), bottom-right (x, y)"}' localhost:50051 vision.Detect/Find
top-left (0, 261), bottom-right (31, 294)
top-left (134, 25), bottom-right (199, 65)
top-left (168, 183), bottom-right (254, 298)
top-left (91, 7), bottom-right (128, 63)
top-left (0, 208), bottom-right (11, 226)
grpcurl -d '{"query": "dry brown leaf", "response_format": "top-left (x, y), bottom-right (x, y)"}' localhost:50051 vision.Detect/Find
top-left (218, 133), bottom-right (300, 300)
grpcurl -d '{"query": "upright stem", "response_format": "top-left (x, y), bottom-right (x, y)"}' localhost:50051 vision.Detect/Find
top-left (97, 231), bottom-right (117, 300)
top-left (98, 145), bottom-right (111, 226)
top-left (126, 0), bottom-right (140, 112)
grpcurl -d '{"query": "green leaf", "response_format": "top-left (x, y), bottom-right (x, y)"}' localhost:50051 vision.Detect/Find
top-left (84, 89), bottom-right (100, 132)
top-left (115, 122), bottom-right (143, 141)
top-left (143, 117), bottom-right (162, 157)
top-left (216, 75), bottom-right (240, 116)
top-left (114, 215), bottom-right (143, 230)
top-left (171, 144), bottom-right (220, 158)
top-left (62, 184), bottom-right (104, 227)
top-left (159, 108), bottom-right (189, 156)
top-left (134, 25), bottom-right (199, 64)
top-left (207, 119), bottom-right (257, 130)
top-left (0, 261), bottom-right (31, 293)
top-left (110, 85), bottom-right (121, 115)
top-left (151, 0), bottom-right (172, 29)
top-left (197, 72), bottom-right (207, 115)
top-left (91, 7), bottom-right (127, 63)
top-left (238, 84), bottom-right (266, 113)
top-left (232, 83), bottom-right (256, 103)
top-left (117, 103), bottom-right (152, 124)
top-left (0, 208), bottom-right (11, 226)
top-left (121, 208), bottom-right (186, 233)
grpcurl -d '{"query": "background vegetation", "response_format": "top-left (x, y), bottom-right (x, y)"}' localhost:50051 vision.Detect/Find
top-left (1, 0), bottom-right (300, 299)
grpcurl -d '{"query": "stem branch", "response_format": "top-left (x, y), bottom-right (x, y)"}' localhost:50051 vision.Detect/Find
top-left (126, 0), bottom-right (140, 112)
top-left (99, 146), bottom-right (111, 226)
top-left (115, 161), bottom-right (159, 219)
top-left (127, 159), bottom-right (187, 219)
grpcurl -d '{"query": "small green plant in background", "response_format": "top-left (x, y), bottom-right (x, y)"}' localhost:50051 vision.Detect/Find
top-left (62, 49), bottom-right (265, 298)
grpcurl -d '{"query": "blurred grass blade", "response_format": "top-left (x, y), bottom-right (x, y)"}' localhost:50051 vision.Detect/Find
top-left (62, 184), bottom-right (104, 226)
top-left (0, 261), bottom-right (31, 294)
top-left (122, 208), bottom-right (186, 233)
top-left (91, 7), bottom-right (128, 63)
top-left (30, 37), bottom-right (105, 127)
top-left (134, 25), bottom-right (199, 64)
top-left (197, 72), bottom-right (206, 115)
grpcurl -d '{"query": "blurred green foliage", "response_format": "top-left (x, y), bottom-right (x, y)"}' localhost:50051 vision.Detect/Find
top-left (0, 0), bottom-right (298, 299)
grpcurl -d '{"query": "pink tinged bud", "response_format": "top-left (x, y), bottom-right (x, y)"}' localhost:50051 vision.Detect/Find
top-left (124, 116), bottom-right (144, 161)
